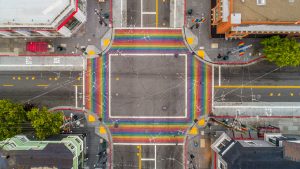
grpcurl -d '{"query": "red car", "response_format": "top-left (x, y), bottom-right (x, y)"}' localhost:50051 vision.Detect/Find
top-left (26, 42), bottom-right (49, 52)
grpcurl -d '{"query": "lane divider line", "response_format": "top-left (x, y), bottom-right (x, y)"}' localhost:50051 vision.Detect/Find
top-left (36, 84), bottom-right (49, 87)
top-left (2, 84), bottom-right (14, 87)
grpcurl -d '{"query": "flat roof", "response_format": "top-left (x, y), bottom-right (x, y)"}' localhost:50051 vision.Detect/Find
top-left (233, 0), bottom-right (300, 22)
top-left (0, 0), bottom-right (72, 26)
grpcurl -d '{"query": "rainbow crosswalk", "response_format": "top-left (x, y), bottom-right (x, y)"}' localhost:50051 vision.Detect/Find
top-left (85, 29), bottom-right (212, 143)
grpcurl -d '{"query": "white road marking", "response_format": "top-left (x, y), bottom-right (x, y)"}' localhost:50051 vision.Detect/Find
top-left (218, 65), bottom-right (221, 86)
top-left (75, 85), bottom-right (78, 108)
top-left (108, 54), bottom-right (187, 119)
top-left (141, 158), bottom-right (155, 161)
top-left (154, 145), bottom-right (157, 169)
top-left (82, 58), bottom-right (86, 109)
top-left (141, 0), bottom-right (143, 27)
top-left (142, 12), bottom-right (156, 15)
top-left (113, 143), bottom-right (184, 145)
top-left (174, 0), bottom-right (177, 28)
top-left (121, 0), bottom-right (123, 27)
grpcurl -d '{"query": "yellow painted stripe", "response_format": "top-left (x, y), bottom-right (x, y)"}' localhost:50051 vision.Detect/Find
top-left (2, 84), bottom-right (14, 87)
top-left (36, 84), bottom-right (49, 87)
top-left (215, 85), bottom-right (300, 89)
top-left (156, 0), bottom-right (158, 27)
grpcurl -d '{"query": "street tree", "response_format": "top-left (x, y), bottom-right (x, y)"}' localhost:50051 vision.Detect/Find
top-left (261, 36), bottom-right (300, 67)
top-left (27, 107), bottom-right (63, 140)
top-left (0, 100), bottom-right (26, 141)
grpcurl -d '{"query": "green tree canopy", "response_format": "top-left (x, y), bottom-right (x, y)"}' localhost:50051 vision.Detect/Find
top-left (261, 36), bottom-right (300, 67)
top-left (0, 100), bottom-right (26, 141)
top-left (27, 107), bottom-right (63, 140)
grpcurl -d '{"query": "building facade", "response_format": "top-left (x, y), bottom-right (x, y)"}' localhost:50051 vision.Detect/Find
top-left (211, 0), bottom-right (300, 39)
top-left (0, 135), bottom-right (85, 169)
top-left (0, 0), bottom-right (86, 38)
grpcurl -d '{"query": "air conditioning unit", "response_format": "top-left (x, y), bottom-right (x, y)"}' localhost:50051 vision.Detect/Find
top-left (257, 0), bottom-right (266, 5)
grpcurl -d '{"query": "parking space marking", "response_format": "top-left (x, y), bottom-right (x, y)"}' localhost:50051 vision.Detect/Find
top-left (109, 53), bottom-right (187, 119)
top-left (156, 0), bottom-right (158, 27)
top-left (142, 12), bottom-right (156, 14)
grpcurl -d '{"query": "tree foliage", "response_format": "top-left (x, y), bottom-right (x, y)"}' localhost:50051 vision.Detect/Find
top-left (261, 36), bottom-right (300, 67)
top-left (0, 100), bottom-right (26, 141)
top-left (27, 107), bottom-right (63, 140)
top-left (0, 99), bottom-right (64, 141)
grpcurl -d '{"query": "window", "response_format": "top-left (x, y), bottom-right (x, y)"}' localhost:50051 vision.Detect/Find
top-left (245, 141), bottom-right (256, 145)
top-left (217, 139), bottom-right (230, 151)
top-left (218, 159), bottom-right (226, 169)
top-left (257, 0), bottom-right (266, 5)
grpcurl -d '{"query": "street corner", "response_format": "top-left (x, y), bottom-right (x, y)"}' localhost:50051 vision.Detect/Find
top-left (95, 124), bottom-right (111, 142)
top-left (100, 28), bottom-right (113, 53)
top-left (183, 27), bottom-right (198, 50)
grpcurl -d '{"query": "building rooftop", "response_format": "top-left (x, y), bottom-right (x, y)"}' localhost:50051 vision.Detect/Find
top-left (1, 143), bottom-right (73, 169)
top-left (0, 0), bottom-right (73, 27)
top-left (233, 0), bottom-right (300, 22)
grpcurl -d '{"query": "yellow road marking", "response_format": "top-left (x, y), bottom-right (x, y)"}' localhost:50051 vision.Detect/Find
top-left (137, 146), bottom-right (142, 169)
top-left (189, 126), bottom-right (198, 135)
top-left (2, 84), bottom-right (14, 87)
top-left (215, 85), bottom-right (300, 89)
top-left (156, 0), bottom-right (158, 27)
top-left (36, 84), bottom-right (48, 87)
top-left (88, 115), bottom-right (96, 122)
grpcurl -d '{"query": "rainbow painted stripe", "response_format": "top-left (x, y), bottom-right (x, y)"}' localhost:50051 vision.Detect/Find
top-left (85, 29), bottom-right (212, 143)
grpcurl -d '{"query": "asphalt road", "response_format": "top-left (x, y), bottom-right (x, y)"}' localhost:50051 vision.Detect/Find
top-left (214, 61), bottom-right (300, 102)
top-left (127, 0), bottom-right (170, 27)
top-left (113, 144), bottom-right (183, 169)
top-left (110, 55), bottom-right (186, 118)
top-left (0, 71), bottom-right (83, 108)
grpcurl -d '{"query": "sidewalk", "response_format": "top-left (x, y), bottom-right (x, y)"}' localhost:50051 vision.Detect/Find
top-left (184, 0), bottom-right (265, 66)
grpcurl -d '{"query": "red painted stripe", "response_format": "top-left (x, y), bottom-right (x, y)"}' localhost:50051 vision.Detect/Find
top-left (212, 115), bottom-right (300, 119)
top-left (0, 54), bottom-right (81, 57)
top-left (214, 152), bottom-right (217, 169)
top-left (57, 0), bottom-right (79, 31)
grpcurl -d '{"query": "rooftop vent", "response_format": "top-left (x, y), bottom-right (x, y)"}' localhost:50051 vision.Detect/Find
top-left (257, 0), bottom-right (266, 5)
